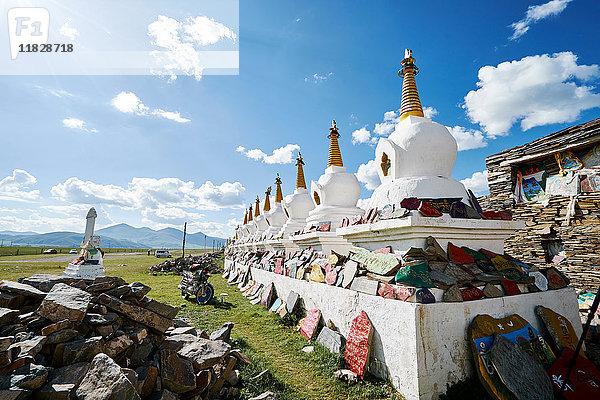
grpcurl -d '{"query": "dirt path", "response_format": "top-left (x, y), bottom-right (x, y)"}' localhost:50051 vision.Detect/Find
top-left (0, 252), bottom-right (145, 263)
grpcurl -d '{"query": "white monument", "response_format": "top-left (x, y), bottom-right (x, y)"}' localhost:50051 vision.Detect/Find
top-left (265, 175), bottom-right (288, 239)
top-left (279, 153), bottom-right (315, 238)
top-left (252, 195), bottom-right (269, 242)
top-left (63, 207), bottom-right (105, 279)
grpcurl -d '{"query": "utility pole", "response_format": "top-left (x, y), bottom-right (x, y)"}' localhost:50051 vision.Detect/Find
top-left (204, 234), bottom-right (206, 253)
top-left (182, 222), bottom-right (187, 258)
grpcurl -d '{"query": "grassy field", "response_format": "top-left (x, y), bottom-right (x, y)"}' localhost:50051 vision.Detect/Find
top-left (0, 252), bottom-right (400, 400)
top-left (0, 246), bottom-right (148, 257)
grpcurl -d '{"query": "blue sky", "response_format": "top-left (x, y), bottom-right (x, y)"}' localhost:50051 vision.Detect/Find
top-left (0, 0), bottom-right (599, 238)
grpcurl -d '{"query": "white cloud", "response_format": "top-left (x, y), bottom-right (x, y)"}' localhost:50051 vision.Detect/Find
top-left (423, 106), bottom-right (438, 119)
top-left (236, 144), bottom-right (300, 164)
top-left (142, 205), bottom-right (205, 225)
top-left (356, 198), bottom-right (371, 210)
top-left (356, 160), bottom-right (381, 191)
top-left (460, 170), bottom-right (489, 195)
top-left (148, 15), bottom-right (236, 81)
top-left (446, 126), bottom-right (488, 151)
top-left (351, 127), bottom-right (377, 145)
top-left (304, 72), bottom-right (334, 83)
top-left (59, 22), bottom-right (79, 41)
top-left (50, 177), bottom-right (245, 211)
top-left (40, 204), bottom-right (91, 216)
top-left (295, 18), bottom-right (301, 23)
top-left (34, 86), bottom-right (75, 99)
top-left (111, 91), bottom-right (190, 123)
top-left (464, 52), bottom-right (600, 138)
top-left (510, 0), bottom-right (572, 40)
top-left (62, 118), bottom-right (98, 133)
top-left (0, 169), bottom-right (40, 202)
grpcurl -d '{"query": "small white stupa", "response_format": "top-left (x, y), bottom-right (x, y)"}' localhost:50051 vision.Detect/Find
top-left (252, 196), bottom-right (268, 241)
top-left (245, 204), bottom-right (257, 241)
top-left (304, 121), bottom-right (363, 229)
top-left (279, 153), bottom-right (315, 238)
top-left (369, 49), bottom-right (468, 209)
top-left (265, 175), bottom-right (287, 239)
top-left (63, 207), bottom-right (105, 280)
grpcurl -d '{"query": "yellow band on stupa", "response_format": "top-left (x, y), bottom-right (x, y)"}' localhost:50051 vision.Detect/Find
top-left (296, 153), bottom-right (307, 189)
top-left (327, 120), bottom-right (343, 168)
top-left (398, 49), bottom-right (424, 121)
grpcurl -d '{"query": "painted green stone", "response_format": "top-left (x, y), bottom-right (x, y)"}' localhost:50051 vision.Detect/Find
top-left (349, 246), bottom-right (400, 276)
top-left (395, 261), bottom-right (433, 288)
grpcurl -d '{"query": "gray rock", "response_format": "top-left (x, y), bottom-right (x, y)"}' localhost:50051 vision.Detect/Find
top-left (159, 350), bottom-right (196, 393)
top-left (46, 329), bottom-right (79, 345)
top-left (121, 367), bottom-right (137, 388)
top-left (54, 336), bottom-right (103, 366)
top-left (177, 338), bottom-right (231, 370)
top-left (129, 282), bottom-right (151, 298)
top-left (210, 322), bottom-right (234, 343)
top-left (333, 369), bottom-right (358, 384)
top-left (0, 337), bottom-right (14, 352)
top-left (82, 312), bottom-right (119, 326)
top-left (0, 280), bottom-right (46, 299)
top-left (41, 319), bottom-right (73, 336)
top-left (316, 327), bottom-right (345, 354)
top-left (18, 275), bottom-right (71, 292)
top-left (8, 336), bottom-right (47, 359)
top-left (98, 294), bottom-right (173, 333)
top-left (76, 353), bottom-right (140, 400)
top-left (0, 308), bottom-right (20, 327)
top-left (140, 298), bottom-right (178, 319)
top-left (36, 362), bottom-right (90, 400)
top-left (37, 283), bottom-right (91, 323)
top-left (0, 388), bottom-right (30, 399)
top-left (168, 326), bottom-right (196, 336)
top-left (483, 283), bottom-right (503, 298)
top-left (442, 285), bottom-right (463, 303)
top-left (130, 341), bottom-right (153, 368)
top-left (226, 369), bottom-right (241, 386)
top-left (249, 391), bottom-right (278, 400)
top-left (286, 291), bottom-right (299, 315)
top-left (160, 334), bottom-right (199, 351)
top-left (430, 270), bottom-right (458, 287)
top-left (135, 365), bottom-right (158, 398)
top-left (3, 363), bottom-right (48, 391)
top-left (104, 335), bottom-right (133, 358)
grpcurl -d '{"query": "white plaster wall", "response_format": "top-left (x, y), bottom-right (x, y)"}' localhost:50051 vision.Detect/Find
top-left (228, 260), bottom-right (581, 400)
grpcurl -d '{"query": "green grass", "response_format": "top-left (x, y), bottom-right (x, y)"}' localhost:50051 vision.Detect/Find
top-left (0, 252), bottom-right (398, 400)
top-left (0, 246), bottom-right (148, 257)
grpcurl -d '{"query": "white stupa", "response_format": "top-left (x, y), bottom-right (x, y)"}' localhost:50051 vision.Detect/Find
top-left (279, 153), bottom-right (315, 238)
top-left (245, 204), bottom-right (257, 242)
top-left (265, 175), bottom-right (288, 239)
top-left (63, 207), bottom-right (105, 280)
top-left (252, 195), bottom-right (269, 242)
top-left (368, 50), bottom-right (468, 209)
top-left (304, 121), bottom-right (363, 230)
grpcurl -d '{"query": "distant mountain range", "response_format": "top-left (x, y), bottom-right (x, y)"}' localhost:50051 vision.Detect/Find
top-left (0, 224), bottom-right (226, 249)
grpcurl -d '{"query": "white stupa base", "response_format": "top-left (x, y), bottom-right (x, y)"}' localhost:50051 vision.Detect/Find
top-left (63, 262), bottom-right (105, 280)
top-left (263, 239), bottom-right (284, 253)
top-left (367, 176), bottom-right (469, 210)
top-left (278, 219), bottom-right (307, 239)
top-left (290, 231), bottom-right (352, 255)
top-left (336, 213), bottom-right (524, 254)
top-left (280, 239), bottom-right (300, 256)
top-left (265, 226), bottom-right (284, 240)
top-left (305, 205), bottom-right (364, 231)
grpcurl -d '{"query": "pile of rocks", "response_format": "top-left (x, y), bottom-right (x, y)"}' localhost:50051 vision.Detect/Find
top-left (151, 252), bottom-right (222, 275)
top-left (0, 274), bottom-right (247, 399)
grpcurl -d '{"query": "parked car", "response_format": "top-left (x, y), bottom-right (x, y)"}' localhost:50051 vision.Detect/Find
top-left (155, 250), bottom-right (172, 258)
top-left (69, 249), bottom-right (78, 254)
top-left (43, 249), bottom-right (57, 254)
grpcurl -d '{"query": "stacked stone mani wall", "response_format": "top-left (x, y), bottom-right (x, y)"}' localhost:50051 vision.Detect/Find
top-left (480, 118), bottom-right (600, 293)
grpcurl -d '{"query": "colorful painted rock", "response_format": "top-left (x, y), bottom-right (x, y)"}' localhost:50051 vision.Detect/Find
top-left (374, 246), bottom-right (392, 254)
top-left (429, 269), bottom-right (458, 287)
top-left (349, 215), bottom-right (363, 225)
top-left (535, 305), bottom-right (584, 357)
top-left (544, 267), bottom-right (569, 289)
top-left (546, 348), bottom-right (600, 399)
top-left (394, 286), bottom-right (415, 301)
top-left (344, 311), bottom-right (373, 377)
top-left (269, 298), bottom-right (282, 313)
top-left (309, 263), bottom-right (326, 283)
top-left (328, 254), bottom-right (339, 265)
top-left (395, 261), bottom-right (433, 288)
top-left (340, 217), bottom-right (349, 227)
top-left (260, 283), bottom-right (274, 308)
top-left (418, 201), bottom-right (443, 217)
top-left (350, 277), bottom-right (379, 296)
top-left (300, 309), bottom-right (321, 340)
top-left (461, 286), bottom-right (485, 301)
top-left (286, 291), bottom-right (299, 314)
top-left (444, 263), bottom-right (474, 284)
top-left (501, 280), bottom-right (521, 296)
top-left (449, 201), bottom-right (468, 218)
top-left (442, 285), bottom-right (463, 302)
top-left (497, 211), bottom-right (512, 220)
top-left (342, 261), bottom-right (358, 288)
top-left (416, 288), bottom-right (436, 304)
top-left (467, 189), bottom-right (483, 213)
top-left (489, 334), bottom-right (553, 400)
top-left (296, 267), bottom-right (306, 280)
top-left (400, 197), bottom-right (420, 210)
top-left (317, 222), bottom-right (331, 232)
top-left (377, 283), bottom-right (396, 299)
top-left (480, 211), bottom-right (501, 220)
top-left (379, 204), bottom-right (394, 220)
top-left (349, 246), bottom-right (400, 276)
top-left (447, 243), bottom-right (475, 264)
top-left (325, 267), bottom-right (338, 285)
top-left (419, 197), bottom-right (462, 213)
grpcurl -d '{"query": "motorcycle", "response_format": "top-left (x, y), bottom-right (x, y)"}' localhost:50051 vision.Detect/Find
top-left (178, 264), bottom-right (214, 305)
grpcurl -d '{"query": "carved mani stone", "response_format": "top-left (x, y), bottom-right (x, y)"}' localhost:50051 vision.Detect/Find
top-left (344, 311), bottom-right (373, 378)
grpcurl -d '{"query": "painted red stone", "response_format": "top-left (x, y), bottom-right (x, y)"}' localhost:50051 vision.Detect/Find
top-left (547, 348), bottom-right (600, 399)
top-left (460, 286), bottom-right (485, 301)
top-left (497, 211), bottom-right (513, 220)
top-left (479, 248), bottom-right (501, 260)
top-left (374, 246), bottom-right (392, 254)
top-left (325, 267), bottom-right (338, 285)
top-left (448, 242), bottom-right (475, 264)
top-left (344, 311), bottom-right (373, 377)
top-left (401, 197), bottom-right (420, 210)
top-left (300, 309), bottom-right (321, 340)
top-left (480, 211), bottom-right (501, 220)
top-left (394, 286), bottom-right (415, 301)
top-left (377, 283), bottom-right (396, 299)
top-left (317, 223), bottom-right (330, 232)
top-left (350, 215), bottom-right (363, 225)
top-left (501, 279), bottom-right (521, 296)
top-left (418, 201), bottom-right (443, 217)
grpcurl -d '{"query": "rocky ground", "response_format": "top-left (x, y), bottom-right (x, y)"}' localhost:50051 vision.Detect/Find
top-left (150, 252), bottom-right (222, 275)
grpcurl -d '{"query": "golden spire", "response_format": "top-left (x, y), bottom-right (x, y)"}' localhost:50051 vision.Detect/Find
top-left (398, 49), bottom-right (424, 120)
top-left (263, 187), bottom-right (271, 212)
top-left (295, 153), bottom-right (307, 189)
top-left (275, 174), bottom-right (283, 203)
top-left (248, 205), bottom-right (253, 222)
top-left (327, 120), bottom-right (343, 168)
top-left (243, 210), bottom-right (247, 225)
top-left (254, 196), bottom-right (260, 217)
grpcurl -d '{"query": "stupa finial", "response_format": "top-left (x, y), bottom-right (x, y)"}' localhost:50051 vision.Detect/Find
top-left (263, 187), bottom-right (272, 212)
top-left (295, 152), bottom-right (307, 189)
top-left (398, 49), bottom-right (424, 120)
top-left (254, 196), bottom-right (260, 217)
top-left (327, 120), bottom-right (343, 168)
top-left (275, 174), bottom-right (283, 203)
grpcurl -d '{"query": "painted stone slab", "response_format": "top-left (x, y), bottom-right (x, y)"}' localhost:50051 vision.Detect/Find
top-left (429, 269), bottom-right (458, 287)
top-left (425, 236), bottom-right (448, 261)
top-left (544, 267), bottom-right (569, 289)
top-left (335, 269), bottom-right (344, 287)
top-left (377, 283), bottom-right (396, 299)
top-left (350, 277), bottom-right (379, 296)
top-left (344, 311), bottom-right (373, 377)
top-left (328, 254), bottom-right (339, 265)
top-left (461, 286), bottom-right (485, 301)
top-left (461, 247), bottom-right (486, 261)
top-left (349, 246), bottom-right (400, 276)
top-left (325, 267), bottom-right (338, 285)
top-left (342, 261), bottom-right (358, 288)
top-left (300, 309), bottom-right (321, 340)
top-left (501, 280), bottom-right (521, 296)
top-left (536, 305), bottom-right (584, 357)
top-left (468, 189), bottom-right (483, 213)
top-left (447, 242), bottom-right (474, 264)
top-left (449, 201), bottom-right (468, 219)
top-left (378, 204), bottom-right (394, 219)
top-left (394, 286), bottom-right (415, 301)
top-left (497, 211), bottom-right (512, 221)
top-left (278, 303), bottom-right (288, 318)
top-left (444, 263), bottom-right (474, 284)
top-left (260, 283), bottom-right (275, 308)
top-left (309, 263), bottom-right (326, 283)
top-left (289, 262), bottom-right (298, 280)
top-left (469, 314), bottom-right (557, 400)
top-left (547, 348), bottom-right (600, 399)
top-left (395, 261), bottom-right (433, 287)
top-left (490, 256), bottom-right (524, 280)
top-left (317, 326), bottom-right (346, 354)
top-left (490, 334), bottom-right (553, 400)
top-left (483, 284), bottom-right (503, 298)
top-left (286, 291), bottom-right (299, 315)
top-left (480, 211), bottom-right (501, 220)
top-left (274, 264), bottom-right (283, 275)
top-left (428, 261), bottom-right (448, 272)
top-left (374, 246), bottom-right (392, 254)
top-left (349, 215), bottom-right (363, 225)
top-left (442, 285), bottom-right (463, 302)
top-left (400, 197), bottom-right (420, 210)
top-left (317, 222), bottom-right (331, 232)
top-left (419, 197), bottom-right (462, 213)
top-left (528, 272), bottom-right (548, 291)
top-left (269, 298), bottom-right (282, 313)
top-left (416, 288), bottom-right (435, 304)
top-left (389, 207), bottom-right (410, 219)
top-left (418, 201), bottom-right (443, 217)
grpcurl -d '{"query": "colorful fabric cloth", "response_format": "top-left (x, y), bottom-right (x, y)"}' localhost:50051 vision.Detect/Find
top-left (556, 151), bottom-right (583, 175)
